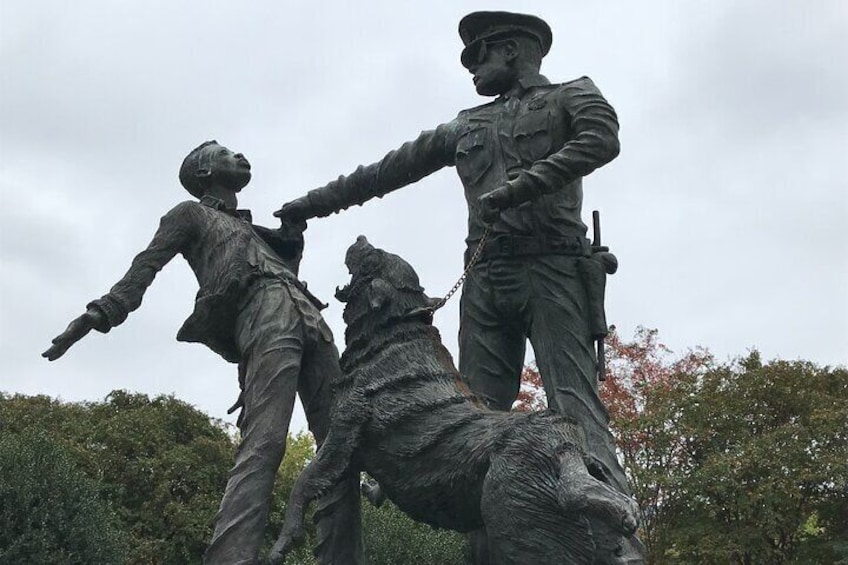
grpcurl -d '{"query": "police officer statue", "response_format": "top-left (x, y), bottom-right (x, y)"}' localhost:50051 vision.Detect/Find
top-left (278, 11), bottom-right (643, 563)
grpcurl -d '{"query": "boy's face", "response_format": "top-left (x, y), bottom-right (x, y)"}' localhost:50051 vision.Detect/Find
top-left (200, 144), bottom-right (252, 192)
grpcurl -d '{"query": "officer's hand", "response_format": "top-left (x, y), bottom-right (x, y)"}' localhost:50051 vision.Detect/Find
top-left (274, 196), bottom-right (311, 222)
top-left (42, 310), bottom-right (103, 361)
top-left (477, 188), bottom-right (509, 224)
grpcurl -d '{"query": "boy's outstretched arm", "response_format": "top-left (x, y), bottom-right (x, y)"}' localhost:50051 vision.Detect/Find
top-left (42, 202), bottom-right (195, 361)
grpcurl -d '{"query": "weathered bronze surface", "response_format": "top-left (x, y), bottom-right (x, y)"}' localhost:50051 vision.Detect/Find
top-left (44, 142), bottom-right (364, 565)
top-left (276, 11), bottom-right (641, 562)
top-left (269, 237), bottom-right (639, 565)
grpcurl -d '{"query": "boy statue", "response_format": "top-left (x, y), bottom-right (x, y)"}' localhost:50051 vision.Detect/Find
top-left (43, 141), bottom-right (364, 565)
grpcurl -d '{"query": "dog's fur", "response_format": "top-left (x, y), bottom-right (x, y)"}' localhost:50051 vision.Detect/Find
top-left (269, 236), bottom-right (639, 564)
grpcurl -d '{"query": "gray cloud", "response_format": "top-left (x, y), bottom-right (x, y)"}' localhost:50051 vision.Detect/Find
top-left (2, 1), bottom-right (845, 433)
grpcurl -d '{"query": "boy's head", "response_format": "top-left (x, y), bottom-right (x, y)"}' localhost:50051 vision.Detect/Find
top-left (179, 140), bottom-right (252, 198)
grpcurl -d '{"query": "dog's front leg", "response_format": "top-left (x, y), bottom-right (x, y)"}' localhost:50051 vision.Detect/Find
top-left (268, 388), bottom-right (368, 564)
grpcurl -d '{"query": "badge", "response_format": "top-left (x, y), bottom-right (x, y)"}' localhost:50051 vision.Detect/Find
top-left (528, 97), bottom-right (547, 111)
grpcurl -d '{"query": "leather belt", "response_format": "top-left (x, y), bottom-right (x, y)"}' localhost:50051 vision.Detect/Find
top-left (465, 234), bottom-right (589, 265)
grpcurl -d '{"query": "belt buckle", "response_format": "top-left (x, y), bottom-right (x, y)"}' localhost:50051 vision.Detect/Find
top-left (515, 236), bottom-right (535, 256)
top-left (497, 235), bottom-right (514, 256)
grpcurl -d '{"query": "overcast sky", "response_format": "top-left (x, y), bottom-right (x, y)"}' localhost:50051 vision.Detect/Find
top-left (2, 1), bottom-right (846, 433)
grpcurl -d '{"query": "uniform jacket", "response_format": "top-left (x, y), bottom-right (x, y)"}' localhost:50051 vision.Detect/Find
top-left (304, 75), bottom-right (620, 245)
top-left (87, 196), bottom-right (321, 363)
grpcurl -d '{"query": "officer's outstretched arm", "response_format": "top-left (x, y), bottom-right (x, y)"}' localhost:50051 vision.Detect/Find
top-left (275, 122), bottom-right (458, 221)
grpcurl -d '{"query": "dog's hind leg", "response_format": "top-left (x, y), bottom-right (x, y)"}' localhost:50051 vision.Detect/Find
top-left (557, 447), bottom-right (638, 536)
top-left (480, 450), bottom-right (596, 564)
top-left (557, 447), bottom-right (641, 564)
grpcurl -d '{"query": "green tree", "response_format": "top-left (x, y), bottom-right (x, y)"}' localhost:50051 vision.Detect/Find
top-left (0, 391), bottom-right (235, 565)
top-left (1, 393), bottom-right (468, 564)
top-left (665, 353), bottom-right (848, 564)
top-left (519, 329), bottom-right (848, 564)
top-left (265, 433), bottom-right (467, 565)
top-left (361, 501), bottom-right (467, 565)
top-left (599, 327), bottom-right (713, 562)
top-left (0, 430), bottom-right (128, 564)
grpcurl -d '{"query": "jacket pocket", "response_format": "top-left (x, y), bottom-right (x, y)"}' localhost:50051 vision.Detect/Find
top-left (513, 109), bottom-right (553, 164)
top-left (455, 127), bottom-right (492, 185)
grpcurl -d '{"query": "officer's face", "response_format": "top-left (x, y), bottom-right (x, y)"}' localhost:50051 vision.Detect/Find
top-left (468, 41), bottom-right (517, 97)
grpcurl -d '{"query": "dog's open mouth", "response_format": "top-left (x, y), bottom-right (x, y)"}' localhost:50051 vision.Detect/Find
top-left (336, 235), bottom-right (380, 303)
top-left (335, 283), bottom-right (352, 303)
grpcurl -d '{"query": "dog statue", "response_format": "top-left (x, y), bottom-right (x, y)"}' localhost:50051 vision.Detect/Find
top-left (269, 236), bottom-right (639, 564)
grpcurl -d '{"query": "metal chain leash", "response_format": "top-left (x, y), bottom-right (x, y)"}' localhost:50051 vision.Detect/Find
top-left (428, 226), bottom-right (491, 313)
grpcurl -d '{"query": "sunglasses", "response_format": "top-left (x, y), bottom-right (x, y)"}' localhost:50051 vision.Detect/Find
top-left (461, 38), bottom-right (513, 69)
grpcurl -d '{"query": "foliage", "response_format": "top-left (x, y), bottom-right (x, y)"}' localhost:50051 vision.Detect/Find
top-left (265, 434), bottom-right (467, 565)
top-left (513, 362), bottom-right (546, 411)
top-left (517, 328), bottom-right (848, 564)
top-left (0, 391), bottom-right (234, 565)
top-left (0, 429), bottom-right (128, 564)
top-left (662, 352), bottom-right (848, 564)
top-left (265, 432), bottom-right (321, 565)
top-left (17, 352), bottom-right (845, 565)
top-left (362, 500), bottom-right (468, 565)
top-left (0, 392), bottom-right (468, 565)
top-left (600, 327), bottom-right (713, 561)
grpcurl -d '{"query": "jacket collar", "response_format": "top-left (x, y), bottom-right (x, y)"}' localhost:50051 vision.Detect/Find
top-left (501, 73), bottom-right (551, 101)
top-left (199, 195), bottom-right (252, 223)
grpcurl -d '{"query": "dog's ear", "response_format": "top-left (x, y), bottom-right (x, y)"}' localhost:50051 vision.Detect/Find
top-left (368, 279), bottom-right (393, 310)
top-left (402, 306), bottom-right (435, 324)
top-left (400, 294), bottom-right (440, 324)
top-left (424, 294), bottom-right (441, 309)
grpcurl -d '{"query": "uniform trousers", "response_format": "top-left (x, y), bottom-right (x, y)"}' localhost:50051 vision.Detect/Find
top-left (459, 254), bottom-right (638, 563)
top-left (458, 254), bottom-right (626, 490)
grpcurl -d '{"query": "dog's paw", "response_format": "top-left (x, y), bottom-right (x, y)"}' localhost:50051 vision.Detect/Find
top-left (559, 470), bottom-right (640, 537)
top-left (361, 478), bottom-right (386, 508)
top-left (267, 522), bottom-right (306, 564)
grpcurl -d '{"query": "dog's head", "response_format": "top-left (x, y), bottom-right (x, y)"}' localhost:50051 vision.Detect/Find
top-left (336, 236), bottom-right (440, 334)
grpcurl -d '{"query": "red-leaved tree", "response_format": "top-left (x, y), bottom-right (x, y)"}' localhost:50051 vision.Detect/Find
top-left (514, 327), bottom-right (713, 562)
top-left (600, 327), bottom-right (712, 561)
top-left (513, 362), bottom-right (547, 412)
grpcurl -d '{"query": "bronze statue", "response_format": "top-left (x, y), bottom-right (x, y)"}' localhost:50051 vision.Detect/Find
top-left (268, 236), bottom-right (639, 565)
top-left (276, 11), bottom-right (641, 562)
top-left (43, 141), bottom-right (364, 565)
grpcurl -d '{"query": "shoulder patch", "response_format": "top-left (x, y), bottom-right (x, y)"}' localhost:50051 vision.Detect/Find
top-left (558, 76), bottom-right (592, 88)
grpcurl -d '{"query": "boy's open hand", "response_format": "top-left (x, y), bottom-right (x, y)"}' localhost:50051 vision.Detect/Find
top-left (280, 220), bottom-right (306, 242)
top-left (279, 217), bottom-right (308, 240)
top-left (42, 310), bottom-right (103, 361)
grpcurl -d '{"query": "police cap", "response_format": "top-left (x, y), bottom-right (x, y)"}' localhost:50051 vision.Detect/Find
top-left (459, 11), bottom-right (552, 69)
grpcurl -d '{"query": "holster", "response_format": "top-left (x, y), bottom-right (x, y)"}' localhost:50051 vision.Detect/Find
top-left (577, 251), bottom-right (618, 340)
